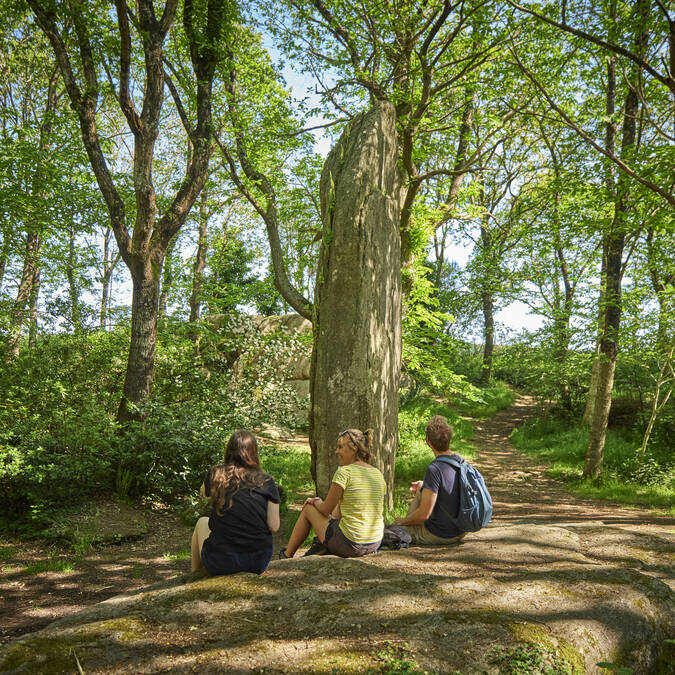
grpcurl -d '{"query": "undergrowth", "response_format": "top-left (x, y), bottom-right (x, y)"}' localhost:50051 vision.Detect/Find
top-left (510, 416), bottom-right (674, 513)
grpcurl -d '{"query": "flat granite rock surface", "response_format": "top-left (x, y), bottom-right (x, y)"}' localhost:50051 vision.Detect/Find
top-left (1, 522), bottom-right (673, 675)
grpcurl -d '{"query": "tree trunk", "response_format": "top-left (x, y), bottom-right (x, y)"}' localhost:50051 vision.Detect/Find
top-left (553, 312), bottom-right (572, 410)
top-left (0, 234), bottom-right (9, 293)
top-left (583, 205), bottom-right (629, 478)
top-left (117, 259), bottom-right (161, 422)
top-left (99, 228), bottom-right (117, 330)
top-left (28, 265), bottom-right (41, 349)
top-left (479, 204), bottom-right (495, 383)
top-left (29, 0), bottom-right (222, 422)
top-left (310, 100), bottom-right (403, 506)
top-left (583, 0), bottom-right (646, 476)
top-left (67, 222), bottom-right (82, 332)
top-left (583, 6), bottom-right (616, 428)
top-left (640, 229), bottom-right (675, 454)
top-left (554, 247), bottom-right (574, 411)
top-left (7, 231), bottom-right (40, 357)
top-left (582, 250), bottom-right (606, 427)
top-left (639, 343), bottom-right (674, 456)
top-left (481, 290), bottom-right (495, 382)
top-left (190, 188), bottom-right (208, 322)
top-left (158, 241), bottom-right (174, 320)
top-left (582, 357), bottom-right (600, 426)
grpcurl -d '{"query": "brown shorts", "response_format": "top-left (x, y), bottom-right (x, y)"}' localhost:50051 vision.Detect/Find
top-left (324, 519), bottom-right (380, 558)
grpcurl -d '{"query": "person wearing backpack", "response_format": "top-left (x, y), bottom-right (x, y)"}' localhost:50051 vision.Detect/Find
top-left (393, 415), bottom-right (492, 544)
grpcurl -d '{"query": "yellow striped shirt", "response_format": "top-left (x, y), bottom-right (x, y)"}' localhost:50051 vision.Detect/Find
top-left (332, 464), bottom-right (386, 543)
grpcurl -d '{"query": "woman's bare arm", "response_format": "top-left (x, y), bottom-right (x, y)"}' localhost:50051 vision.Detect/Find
top-left (314, 483), bottom-right (343, 517)
top-left (267, 501), bottom-right (280, 533)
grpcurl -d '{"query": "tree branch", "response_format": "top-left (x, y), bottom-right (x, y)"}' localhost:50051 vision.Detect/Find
top-left (509, 45), bottom-right (675, 208)
top-left (27, 0), bottom-right (132, 262)
top-left (114, 0), bottom-right (141, 134)
top-left (506, 0), bottom-right (675, 93)
top-left (218, 60), bottom-right (313, 320)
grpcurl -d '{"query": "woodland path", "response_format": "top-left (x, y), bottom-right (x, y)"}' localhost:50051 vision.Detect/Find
top-left (473, 394), bottom-right (673, 529)
top-left (1, 394), bottom-right (673, 651)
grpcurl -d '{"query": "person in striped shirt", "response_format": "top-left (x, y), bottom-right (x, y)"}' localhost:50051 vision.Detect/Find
top-left (279, 428), bottom-right (386, 559)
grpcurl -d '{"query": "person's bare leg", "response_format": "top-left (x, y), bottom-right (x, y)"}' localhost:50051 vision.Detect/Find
top-left (191, 517), bottom-right (211, 572)
top-left (284, 505), bottom-right (330, 558)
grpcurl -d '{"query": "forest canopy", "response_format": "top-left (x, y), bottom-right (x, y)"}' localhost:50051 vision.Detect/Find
top-left (0, 0), bottom-right (673, 526)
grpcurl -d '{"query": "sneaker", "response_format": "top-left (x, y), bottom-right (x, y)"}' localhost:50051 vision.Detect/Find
top-left (303, 537), bottom-right (327, 556)
top-left (278, 547), bottom-right (290, 559)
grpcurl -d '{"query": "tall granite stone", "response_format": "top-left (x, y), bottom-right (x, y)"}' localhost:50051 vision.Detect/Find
top-left (310, 99), bottom-right (403, 504)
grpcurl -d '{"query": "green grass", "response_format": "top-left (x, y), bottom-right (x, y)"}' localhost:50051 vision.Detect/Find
top-left (259, 443), bottom-right (314, 504)
top-left (22, 559), bottom-right (75, 575)
top-left (162, 548), bottom-right (190, 561)
top-left (0, 545), bottom-right (16, 562)
top-left (393, 394), bottom-right (484, 518)
top-left (451, 380), bottom-right (516, 419)
top-left (259, 443), bottom-right (315, 540)
top-left (510, 416), bottom-right (674, 513)
top-left (256, 391), bottom-right (502, 523)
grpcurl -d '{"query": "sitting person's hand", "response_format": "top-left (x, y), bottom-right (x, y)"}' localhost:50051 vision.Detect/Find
top-left (304, 497), bottom-right (322, 507)
top-left (410, 480), bottom-right (423, 494)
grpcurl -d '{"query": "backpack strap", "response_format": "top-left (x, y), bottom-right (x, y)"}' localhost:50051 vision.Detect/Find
top-left (434, 454), bottom-right (463, 470)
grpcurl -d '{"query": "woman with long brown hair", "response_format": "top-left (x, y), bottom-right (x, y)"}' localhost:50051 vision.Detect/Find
top-left (191, 430), bottom-right (280, 575)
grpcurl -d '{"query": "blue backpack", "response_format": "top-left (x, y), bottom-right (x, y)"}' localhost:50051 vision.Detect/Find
top-left (435, 455), bottom-right (493, 532)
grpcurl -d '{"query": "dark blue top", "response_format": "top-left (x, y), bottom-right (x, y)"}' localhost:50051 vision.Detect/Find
top-left (203, 470), bottom-right (280, 553)
top-left (422, 454), bottom-right (462, 538)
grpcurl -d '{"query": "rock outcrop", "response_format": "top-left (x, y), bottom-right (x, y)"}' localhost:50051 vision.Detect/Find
top-left (311, 99), bottom-right (403, 500)
top-left (2, 523), bottom-right (673, 674)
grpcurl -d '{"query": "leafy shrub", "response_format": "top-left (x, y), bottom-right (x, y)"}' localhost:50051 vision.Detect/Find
top-left (401, 260), bottom-right (485, 404)
top-left (0, 315), bottom-right (309, 531)
top-left (492, 341), bottom-right (592, 411)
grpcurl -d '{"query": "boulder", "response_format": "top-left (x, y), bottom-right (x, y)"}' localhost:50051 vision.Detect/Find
top-left (2, 523), bottom-right (672, 674)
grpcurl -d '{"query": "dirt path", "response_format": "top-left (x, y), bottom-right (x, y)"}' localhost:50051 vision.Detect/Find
top-left (1, 395), bottom-right (672, 651)
top-left (473, 394), bottom-right (674, 528)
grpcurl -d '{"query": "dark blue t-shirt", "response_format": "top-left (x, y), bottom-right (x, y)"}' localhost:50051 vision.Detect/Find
top-left (203, 470), bottom-right (280, 553)
top-left (422, 454), bottom-right (462, 538)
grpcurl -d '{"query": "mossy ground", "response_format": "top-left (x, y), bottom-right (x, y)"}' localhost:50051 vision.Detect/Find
top-left (2, 536), bottom-right (672, 674)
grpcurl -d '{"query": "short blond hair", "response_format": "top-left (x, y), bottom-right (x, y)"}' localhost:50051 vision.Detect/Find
top-left (426, 415), bottom-right (453, 452)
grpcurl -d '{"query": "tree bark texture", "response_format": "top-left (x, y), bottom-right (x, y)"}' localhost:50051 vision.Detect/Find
top-left (190, 189), bottom-right (208, 322)
top-left (67, 222), bottom-right (82, 332)
top-left (481, 290), bottom-right (495, 382)
top-left (583, 6), bottom-right (616, 428)
top-left (99, 228), bottom-right (118, 330)
top-left (158, 237), bottom-right (177, 319)
top-left (28, 266), bottom-right (41, 349)
top-left (5, 63), bottom-right (57, 357)
top-left (29, 0), bottom-right (224, 421)
top-left (0, 237), bottom-right (9, 293)
top-left (117, 259), bottom-right (161, 420)
top-left (554, 247), bottom-right (574, 411)
top-left (7, 232), bottom-right (41, 357)
top-left (310, 100), bottom-right (402, 506)
top-left (479, 210), bottom-right (495, 383)
top-left (582, 246), bottom-right (606, 427)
